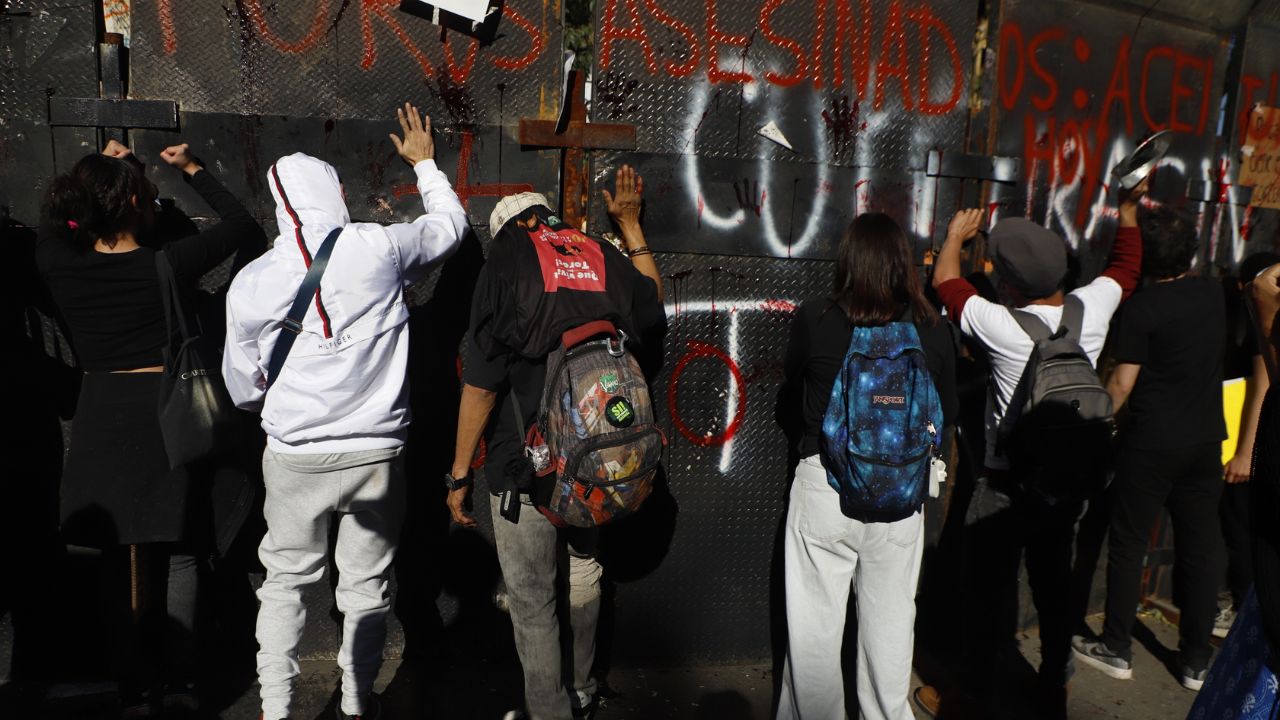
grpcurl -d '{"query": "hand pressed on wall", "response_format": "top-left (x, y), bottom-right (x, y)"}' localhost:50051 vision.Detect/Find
top-left (946, 208), bottom-right (984, 246)
top-left (390, 102), bottom-right (435, 166)
top-left (603, 164), bottom-right (643, 230)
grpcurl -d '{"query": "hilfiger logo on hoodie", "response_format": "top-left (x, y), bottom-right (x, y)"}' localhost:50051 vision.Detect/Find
top-left (271, 163), bottom-right (334, 339)
top-left (316, 331), bottom-right (354, 351)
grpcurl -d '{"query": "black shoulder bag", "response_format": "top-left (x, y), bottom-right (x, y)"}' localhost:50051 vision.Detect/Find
top-left (156, 250), bottom-right (238, 469)
top-left (265, 226), bottom-right (343, 391)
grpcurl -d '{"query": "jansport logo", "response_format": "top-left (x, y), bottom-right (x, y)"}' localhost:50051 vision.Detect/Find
top-left (872, 395), bottom-right (906, 406)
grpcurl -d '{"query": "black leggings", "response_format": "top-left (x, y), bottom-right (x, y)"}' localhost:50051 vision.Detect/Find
top-left (103, 543), bottom-right (202, 695)
top-left (1102, 442), bottom-right (1226, 670)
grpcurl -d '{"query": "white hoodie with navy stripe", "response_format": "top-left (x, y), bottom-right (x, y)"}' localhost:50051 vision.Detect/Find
top-left (223, 153), bottom-right (467, 454)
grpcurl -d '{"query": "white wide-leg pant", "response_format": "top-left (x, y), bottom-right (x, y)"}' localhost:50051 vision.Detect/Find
top-left (777, 455), bottom-right (925, 720)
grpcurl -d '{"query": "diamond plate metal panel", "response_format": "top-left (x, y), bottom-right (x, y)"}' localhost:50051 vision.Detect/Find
top-left (0, 0), bottom-right (98, 122)
top-left (595, 252), bottom-right (829, 663)
top-left (129, 113), bottom-right (559, 257)
top-left (986, 0), bottom-right (1230, 278)
top-left (128, 0), bottom-right (564, 125)
top-left (587, 149), bottom-right (967, 259)
top-left (591, 0), bottom-right (978, 170)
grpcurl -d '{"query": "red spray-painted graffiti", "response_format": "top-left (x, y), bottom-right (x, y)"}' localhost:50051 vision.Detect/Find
top-left (157, 0), bottom-right (546, 83)
top-left (391, 129), bottom-right (534, 207)
top-left (668, 340), bottom-right (747, 448)
top-left (996, 22), bottom-right (1217, 229)
top-left (598, 0), bottom-right (965, 116)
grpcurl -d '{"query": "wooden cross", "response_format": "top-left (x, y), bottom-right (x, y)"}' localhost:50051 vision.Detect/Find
top-left (518, 71), bottom-right (636, 230)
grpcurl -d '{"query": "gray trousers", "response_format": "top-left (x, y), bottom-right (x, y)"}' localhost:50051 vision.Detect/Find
top-left (256, 447), bottom-right (405, 719)
top-left (491, 496), bottom-right (602, 720)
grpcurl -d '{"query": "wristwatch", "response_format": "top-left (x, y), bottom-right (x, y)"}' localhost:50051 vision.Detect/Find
top-left (444, 470), bottom-right (473, 491)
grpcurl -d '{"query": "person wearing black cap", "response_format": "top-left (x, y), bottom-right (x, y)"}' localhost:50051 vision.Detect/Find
top-left (929, 187), bottom-right (1144, 716)
top-left (1071, 206), bottom-right (1227, 691)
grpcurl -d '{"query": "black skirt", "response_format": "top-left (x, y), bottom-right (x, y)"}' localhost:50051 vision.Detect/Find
top-left (61, 372), bottom-right (192, 547)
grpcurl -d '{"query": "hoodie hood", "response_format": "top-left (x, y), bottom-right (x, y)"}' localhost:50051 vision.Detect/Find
top-left (268, 153), bottom-right (350, 261)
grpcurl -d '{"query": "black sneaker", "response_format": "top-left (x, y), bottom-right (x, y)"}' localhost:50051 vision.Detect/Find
top-left (1071, 636), bottom-right (1133, 680)
top-left (1180, 663), bottom-right (1208, 691)
top-left (336, 694), bottom-right (382, 720)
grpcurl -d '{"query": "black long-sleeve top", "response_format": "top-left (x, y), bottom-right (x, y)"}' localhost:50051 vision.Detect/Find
top-left (778, 298), bottom-right (959, 458)
top-left (1252, 387), bottom-right (1280, 658)
top-left (35, 169), bottom-right (263, 371)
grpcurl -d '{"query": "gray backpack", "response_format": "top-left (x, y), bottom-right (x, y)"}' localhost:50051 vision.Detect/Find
top-left (999, 296), bottom-right (1115, 502)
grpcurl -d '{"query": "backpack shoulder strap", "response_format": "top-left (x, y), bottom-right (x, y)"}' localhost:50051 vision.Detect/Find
top-left (266, 226), bottom-right (342, 391)
top-left (1010, 308), bottom-right (1054, 343)
top-left (1059, 295), bottom-right (1085, 343)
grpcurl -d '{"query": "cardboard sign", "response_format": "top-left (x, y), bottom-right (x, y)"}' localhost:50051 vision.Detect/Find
top-left (1239, 105), bottom-right (1280, 210)
top-left (399, 0), bottom-right (491, 24)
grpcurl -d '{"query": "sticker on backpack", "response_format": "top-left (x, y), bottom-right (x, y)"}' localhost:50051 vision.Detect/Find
top-left (536, 325), bottom-right (665, 528)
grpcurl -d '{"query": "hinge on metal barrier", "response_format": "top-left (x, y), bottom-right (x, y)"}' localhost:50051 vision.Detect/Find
top-left (926, 149), bottom-right (1020, 183)
top-left (1186, 179), bottom-right (1254, 206)
top-left (47, 34), bottom-right (178, 132)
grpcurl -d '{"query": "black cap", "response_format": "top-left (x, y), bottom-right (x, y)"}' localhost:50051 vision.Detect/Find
top-left (989, 218), bottom-right (1068, 299)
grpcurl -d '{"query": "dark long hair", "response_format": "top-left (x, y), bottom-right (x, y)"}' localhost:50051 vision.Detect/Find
top-left (41, 153), bottom-right (147, 252)
top-left (831, 212), bottom-right (939, 326)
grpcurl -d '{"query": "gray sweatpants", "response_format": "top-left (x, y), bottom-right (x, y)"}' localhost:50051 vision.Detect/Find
top-left (491, 496), bottom-right (602, 720)
top-left (256, 446), bottom-right (405, 720)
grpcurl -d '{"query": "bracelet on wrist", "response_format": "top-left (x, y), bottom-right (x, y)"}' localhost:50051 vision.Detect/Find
top-left (628, 246), bottom-right (652, 258)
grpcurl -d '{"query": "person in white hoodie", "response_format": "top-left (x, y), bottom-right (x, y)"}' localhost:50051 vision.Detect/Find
top-left (222, 104), bottom-right (467, 720)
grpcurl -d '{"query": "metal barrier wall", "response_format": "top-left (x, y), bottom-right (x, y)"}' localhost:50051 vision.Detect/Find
top-left (3, 0), bottom-right (1280, 668)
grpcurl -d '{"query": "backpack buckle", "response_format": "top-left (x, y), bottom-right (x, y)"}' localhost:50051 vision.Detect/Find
top-left (282, 318), bottom-right (304, 335)
top-left (608, 329), bottom-right (629, 357)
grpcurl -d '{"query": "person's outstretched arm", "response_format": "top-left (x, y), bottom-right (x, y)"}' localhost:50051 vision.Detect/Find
top-left (386, 103), bottom-right (468, 283)
top-left (1226, 353), bottom-right (1271, 484)
top-left (1099, 178), bottom-right (1147, 302)
top-left (604, 164), bottom-right (663, 301)
top-left (931, 209), bottom-right (984, 324)
top-left (448, 380), bottom-right (497, 529)
top-left (157, 143), bottom-right (267, 282)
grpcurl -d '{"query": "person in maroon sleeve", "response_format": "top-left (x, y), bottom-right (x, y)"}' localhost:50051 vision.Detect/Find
top-left (926, 182), bottom-right (1144, 718)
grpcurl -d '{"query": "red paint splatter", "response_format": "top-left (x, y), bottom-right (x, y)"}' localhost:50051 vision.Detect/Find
top-left (759, 299), bottom-right (797, 313)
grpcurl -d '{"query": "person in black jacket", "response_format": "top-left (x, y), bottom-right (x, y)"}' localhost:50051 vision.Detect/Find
top-left (446, 167), bottom-right (666, 720)
top-left (36, 140), bottom-right (264, 712)
top-left (775, 213), bottom-right (957, 720)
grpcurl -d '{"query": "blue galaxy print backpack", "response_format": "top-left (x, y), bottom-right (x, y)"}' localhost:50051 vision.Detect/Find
top-left (820, 322), bottom-right (942, 522)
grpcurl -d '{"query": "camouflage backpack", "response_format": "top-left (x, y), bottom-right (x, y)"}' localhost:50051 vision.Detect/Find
top-left (524, 321), bottom-right (665, 528)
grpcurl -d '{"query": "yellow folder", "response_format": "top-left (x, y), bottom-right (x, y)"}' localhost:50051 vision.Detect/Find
top-left (1222, 377), bottom-right (1248, 465)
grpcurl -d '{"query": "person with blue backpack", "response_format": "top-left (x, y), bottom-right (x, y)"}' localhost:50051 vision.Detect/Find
top-left (776, 212), bottom-right (957, 720)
